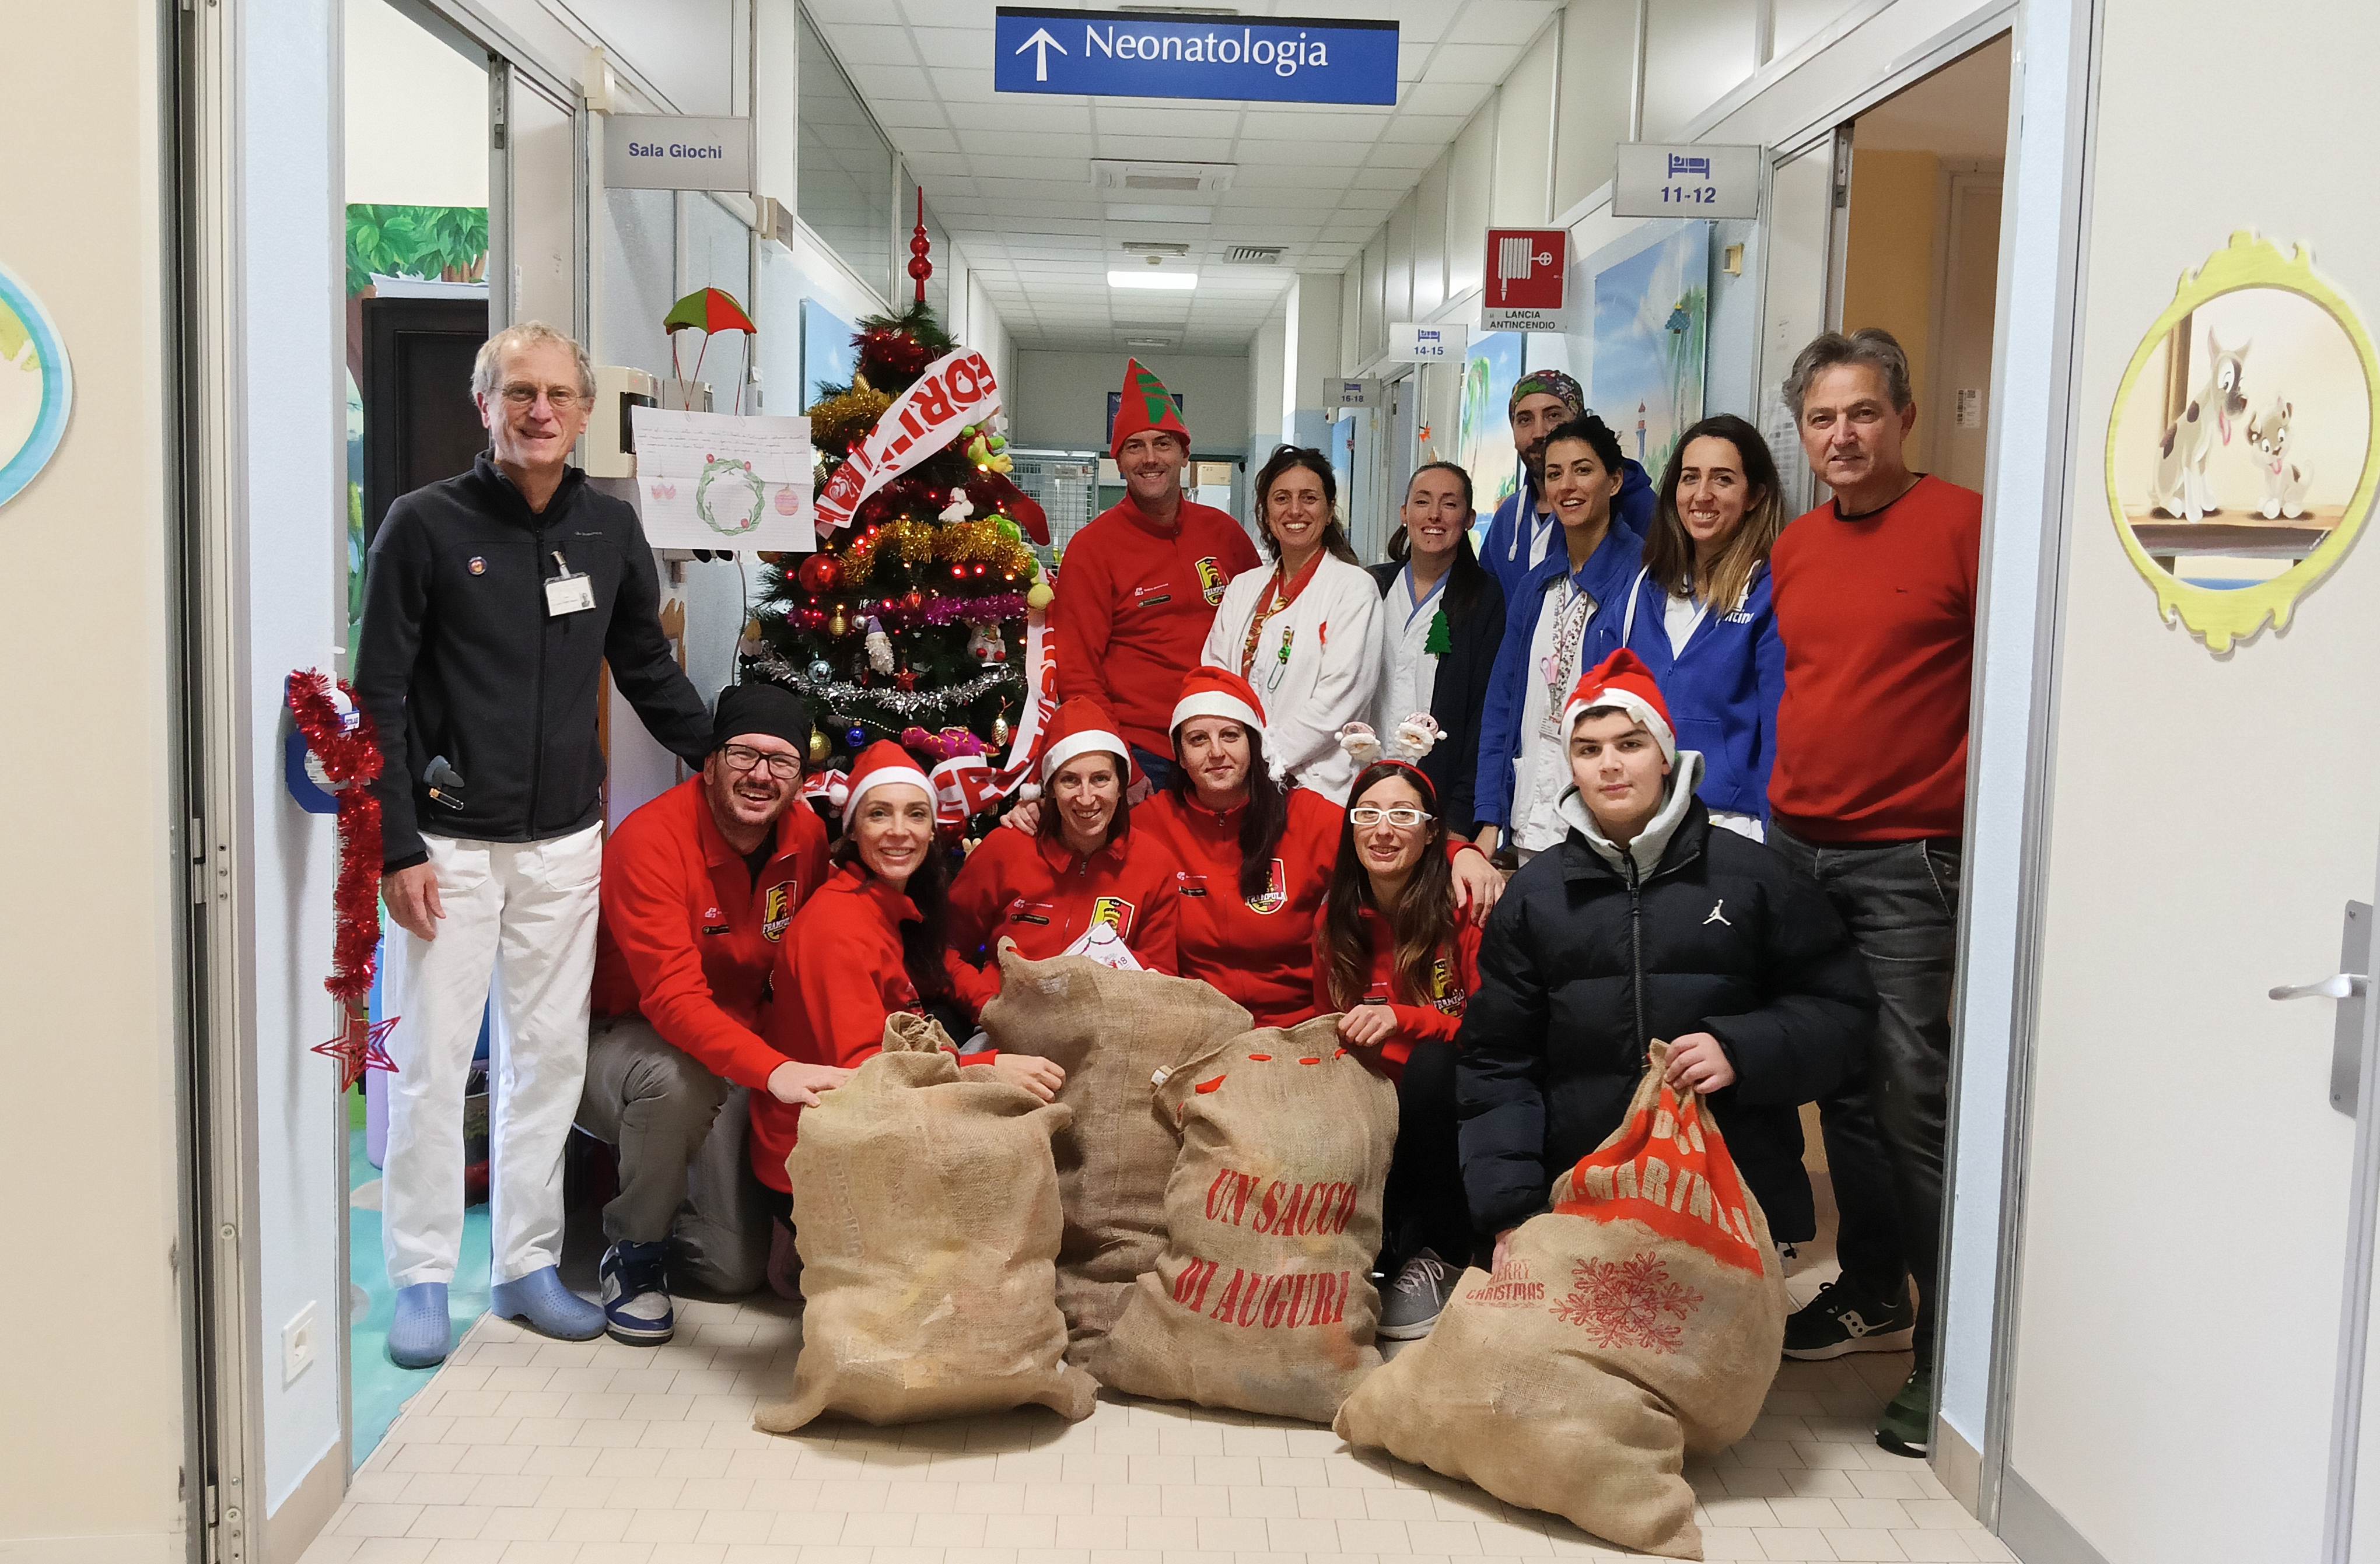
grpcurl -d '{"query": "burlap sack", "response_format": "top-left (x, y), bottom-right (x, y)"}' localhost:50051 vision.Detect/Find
top-left (1094, 1016), bottom-right (1398, 1423)
top-left (755, 1014), bottom-right (1097, 1432)
top-left (1333, 1043), bottom-right (1787, 1561)
top-left (977, 944), bottom-right (1254, 1358)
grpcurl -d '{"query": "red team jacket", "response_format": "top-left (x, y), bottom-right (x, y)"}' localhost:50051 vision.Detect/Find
top-left (1310, 904), bottom-right (1485, 1079)
top-left (751, 863), bottom-right (999, 1190)
top-left (590, 776), bottom-right (830, 1090)
top-left (1138, 787), bottom-right (1345, 1026)
top-left (946, 823), bottom-right (1181, 974)
top-left (1051, 495), bottom-right (1261, 758)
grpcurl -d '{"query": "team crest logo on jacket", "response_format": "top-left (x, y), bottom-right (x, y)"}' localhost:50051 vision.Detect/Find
top-left (1196, 556), bottom-right (1227, 605)
top-left (1428, 956), bottom-right (1466, 1015)
top-left (761, 883), bottom-right (794, 942)
top-left (1245, 858), bottom-right (1288, 915)
top-left (1090, 895), bottom-right (1136, 939)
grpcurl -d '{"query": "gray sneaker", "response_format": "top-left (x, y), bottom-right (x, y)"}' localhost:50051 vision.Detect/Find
top-left (1378, 1249), bottom-right (1455, 1340)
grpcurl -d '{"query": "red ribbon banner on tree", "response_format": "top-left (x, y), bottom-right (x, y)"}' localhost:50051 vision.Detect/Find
top-left (286, 669), bottom-right (401, 1090)
top-left (814, 348), bottom-right (1003, 535)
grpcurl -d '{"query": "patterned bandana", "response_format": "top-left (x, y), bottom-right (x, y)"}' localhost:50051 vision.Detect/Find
top-left (1508, 369), bottom-right (1585, 419)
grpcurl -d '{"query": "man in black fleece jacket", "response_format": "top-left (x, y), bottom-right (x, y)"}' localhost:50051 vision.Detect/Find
top-left (1458, 650), bottom-right (1874, 1272)
top-left (354, 322), bottom-right (711, 1368)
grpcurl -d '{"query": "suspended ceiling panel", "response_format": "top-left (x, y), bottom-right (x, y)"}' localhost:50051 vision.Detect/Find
top-left (806, 0), bottom-right (1562, 351)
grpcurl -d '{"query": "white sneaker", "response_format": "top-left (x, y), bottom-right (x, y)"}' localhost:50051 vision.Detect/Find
top-left (1378, 1249), bottom-right (1454, 1341)
top-left (598, 1241), bottom-right (674, 1345)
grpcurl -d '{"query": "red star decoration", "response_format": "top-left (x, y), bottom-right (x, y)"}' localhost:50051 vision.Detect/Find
top-left (896, 668), bottom-right (919, 691)
top-left (313, 1011), bottom-right (401, 1091)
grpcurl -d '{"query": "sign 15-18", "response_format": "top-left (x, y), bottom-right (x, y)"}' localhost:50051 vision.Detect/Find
top-left (1661, 184), bottom-right (1719, 205)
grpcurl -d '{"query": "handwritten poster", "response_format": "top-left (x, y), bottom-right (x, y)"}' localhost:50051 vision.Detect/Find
top-left (629, 406), bottom-right (814, 551)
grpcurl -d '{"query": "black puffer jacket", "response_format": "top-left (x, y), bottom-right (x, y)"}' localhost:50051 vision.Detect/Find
top-left (1456, 768), bottom-right (1874, 1243)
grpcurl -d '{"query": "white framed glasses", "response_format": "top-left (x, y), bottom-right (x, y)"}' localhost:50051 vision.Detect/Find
top-left (1349, 806), bottom-right (1433, 828)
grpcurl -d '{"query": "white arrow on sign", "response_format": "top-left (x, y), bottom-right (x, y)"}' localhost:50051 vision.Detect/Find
top-left (1013, 26), bottom-right (1066, 82)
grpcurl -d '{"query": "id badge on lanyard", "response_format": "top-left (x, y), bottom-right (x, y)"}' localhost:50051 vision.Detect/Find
top-left (544, 549), bottom-right (596, 617)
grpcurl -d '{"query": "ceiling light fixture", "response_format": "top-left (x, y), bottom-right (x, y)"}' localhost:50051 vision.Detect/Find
top-left (1110, 269), bottom-right (1199, 290)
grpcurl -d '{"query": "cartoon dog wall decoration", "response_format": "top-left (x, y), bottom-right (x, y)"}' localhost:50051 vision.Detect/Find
top-left (2247, 398), bottom-right (2312, 520)
top-left (2151, 329), bottom-right (2250, 521)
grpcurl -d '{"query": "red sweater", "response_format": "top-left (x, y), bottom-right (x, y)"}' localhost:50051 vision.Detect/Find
top-left (751, 864), bottom-right (999, 1191)
top-left (1052, 495), bottom-right (1261, 756)
top-left (1311, 904), bottom-right (1484, 1079)
top-left (1768, 475), bottom-right (1982, 841)
top-left (590, 777), bottom-right (829, 1090)
top-left (946, 822), bottom-right (1181, 975)
top-left (1138, 787), bottom-right (1343, 1026)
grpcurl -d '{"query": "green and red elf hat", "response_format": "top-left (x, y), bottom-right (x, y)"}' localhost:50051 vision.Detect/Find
top-left (1111, 358), bottom-right (1193, 461)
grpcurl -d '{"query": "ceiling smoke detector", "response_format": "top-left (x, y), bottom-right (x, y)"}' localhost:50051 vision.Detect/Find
top-left (1222, 245), bottom-right (1284, 265)
top-left (1091, 159), bottom-right (1237, 195)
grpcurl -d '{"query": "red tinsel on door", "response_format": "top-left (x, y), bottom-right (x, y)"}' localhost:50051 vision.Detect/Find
top-left (288, 669), bottom-right (400, 1088)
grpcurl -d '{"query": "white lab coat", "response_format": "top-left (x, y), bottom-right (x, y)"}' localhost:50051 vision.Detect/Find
top-left (1200, 552), bottom-right (1384, 803)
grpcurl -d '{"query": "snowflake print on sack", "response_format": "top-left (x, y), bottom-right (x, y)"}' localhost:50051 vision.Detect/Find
top-left (1552, 1252), bottom-right (1703, 1353)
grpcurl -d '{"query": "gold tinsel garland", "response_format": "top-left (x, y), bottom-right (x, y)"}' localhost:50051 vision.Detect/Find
top-left (806, 385), bottom-right (892, 452)
top-left (834, 517), bottom-right (1036, 587)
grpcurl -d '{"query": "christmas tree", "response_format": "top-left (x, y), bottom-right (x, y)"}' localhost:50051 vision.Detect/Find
top-left (743, 299), bottom-right (1051, 798)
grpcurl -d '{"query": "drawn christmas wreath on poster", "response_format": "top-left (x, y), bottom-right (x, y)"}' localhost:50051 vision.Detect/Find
top-left (695, 454), bottom-right (766, 536)
top-left (2105, 230), bottom-right (2380, 652)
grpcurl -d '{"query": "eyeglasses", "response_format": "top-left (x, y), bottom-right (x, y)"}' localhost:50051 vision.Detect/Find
top-left (499, 383), bottom-right (589, 411)
top-left (719, 744), bottom-right (802, 779)
top-left (1348, 806), bottom-right (1433, 828)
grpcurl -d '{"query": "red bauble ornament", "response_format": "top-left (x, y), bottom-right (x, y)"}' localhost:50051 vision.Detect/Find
top-left (798, 553), bottom-right (842, 594)
top-left (861, 327), bottom-right (929, 378)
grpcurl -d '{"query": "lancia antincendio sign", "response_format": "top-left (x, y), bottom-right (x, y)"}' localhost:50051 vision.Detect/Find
top-left (993, 8), bottom-right (1398, 106)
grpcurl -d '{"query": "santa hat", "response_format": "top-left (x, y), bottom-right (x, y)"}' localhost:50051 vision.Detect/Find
top-left (1170, 665), bottom-right (1266, 739)
top-left (1040, 696), bottom-right (1129, 783)
top-left (1562, 650), bottom-right (1676, 763)
top-left (1111, 357), bottom-right (1192, 461)
top-left (842, 739), bottom-right (935, 826)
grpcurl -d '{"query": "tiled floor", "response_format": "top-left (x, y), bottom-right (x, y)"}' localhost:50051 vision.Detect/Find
top-left (296, 1288), bottom-right (2012, 1564)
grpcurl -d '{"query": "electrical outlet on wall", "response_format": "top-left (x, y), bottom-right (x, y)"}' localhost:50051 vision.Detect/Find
top-left (283, 1302), bottom-right (318, 1386)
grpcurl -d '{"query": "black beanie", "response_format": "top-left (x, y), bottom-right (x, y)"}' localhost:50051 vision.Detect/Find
top-left (710, 682), bottom-right (814, 755)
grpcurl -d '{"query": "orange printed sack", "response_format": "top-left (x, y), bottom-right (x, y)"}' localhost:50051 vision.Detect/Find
top-left (1094, 1016), bottom-right (1398, 1423)
top-left (1334, 1042), bottom-right (1787, 1559)
top-left (755, 1014), bottom-right (1097, 1432)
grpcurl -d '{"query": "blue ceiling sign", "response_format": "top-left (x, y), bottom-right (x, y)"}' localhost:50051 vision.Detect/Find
top-left (993, 8), bottom-right (1399, 107)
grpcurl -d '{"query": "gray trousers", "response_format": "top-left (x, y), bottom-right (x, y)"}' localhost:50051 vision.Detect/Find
top-left (576, 1015), bottom-right (769, 1296)
top-left (1768, 825), bottom-right (1961, 1355)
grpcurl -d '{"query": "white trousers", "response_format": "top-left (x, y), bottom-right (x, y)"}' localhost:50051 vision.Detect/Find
top-left (383, 823), bottom-right (603, 1289)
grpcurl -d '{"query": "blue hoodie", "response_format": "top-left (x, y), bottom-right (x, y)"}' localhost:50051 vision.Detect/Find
top-left (1471, 521), bottom-right (1647, 834)
top-left (1476, 456), bottom-right (1656, 603)
top-left (1586, 561), bottom-right (1786, 819)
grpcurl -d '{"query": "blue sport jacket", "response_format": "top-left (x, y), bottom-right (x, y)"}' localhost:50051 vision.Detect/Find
top-left (1476, 456), bottom-right (1656, 603)
top-left (1586, 562), bottom-right (1785, 819)
top-left (1471, 523), bottom-right (1647, 833)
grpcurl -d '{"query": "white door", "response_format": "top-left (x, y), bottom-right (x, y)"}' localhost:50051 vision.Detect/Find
top-left (1754, 129), bottom-right (1848, 513)
top-left (1927, 169), bottom-right (2002, 493)
top-left (1997, 1), bottom-right (2380, 1558)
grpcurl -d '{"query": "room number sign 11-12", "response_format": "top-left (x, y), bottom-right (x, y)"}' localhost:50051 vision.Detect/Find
top-left (1612, 142), bottom-right (1763, 222)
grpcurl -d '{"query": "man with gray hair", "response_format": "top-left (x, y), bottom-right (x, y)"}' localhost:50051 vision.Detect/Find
top-left (355, 320), bottom-right (713, 1367)
top-left (1764, 327), bottom-right (1981, 1459)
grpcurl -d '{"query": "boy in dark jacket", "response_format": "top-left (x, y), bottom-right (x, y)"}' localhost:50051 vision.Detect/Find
top-left (1457, 650), bottom-right (1875, 1263)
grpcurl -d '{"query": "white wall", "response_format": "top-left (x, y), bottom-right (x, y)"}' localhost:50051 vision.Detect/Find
top-left (0, 5), bottom-right (189, 1561)
top-left (1249, 298), bottom-right (1289, 472)
top-left (248, 0), bottom-right (352, 1528)
top-left (344, 0), bottom-right (486, 208)
top-left (1011, 349), bottom-right (1253, 458)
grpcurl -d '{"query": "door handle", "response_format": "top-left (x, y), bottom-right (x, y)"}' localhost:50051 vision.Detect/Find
top-left (2274, 974), bottom-right (2372, 1002)
top-left (2273, 903), bottom-right (2372, 1117)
